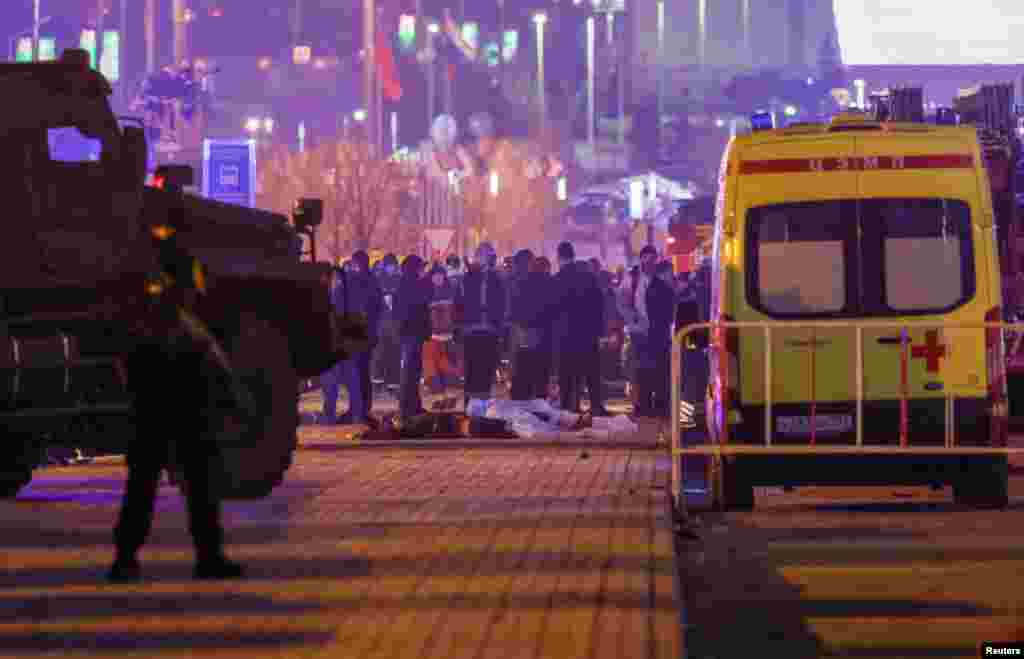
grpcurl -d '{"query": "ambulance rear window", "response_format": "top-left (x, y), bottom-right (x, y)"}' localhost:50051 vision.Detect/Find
top-left (747, 198), bottom-right (974, 317)
top-left (862, 198), bottom-right (973, 313)
top-left (748, 201), bottom-right (855, 315)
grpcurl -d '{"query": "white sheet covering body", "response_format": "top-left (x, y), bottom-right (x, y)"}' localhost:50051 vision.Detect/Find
top-left (465, 398), bottom-right (639, 439)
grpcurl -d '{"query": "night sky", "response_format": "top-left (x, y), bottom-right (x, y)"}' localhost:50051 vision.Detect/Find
top-left (835, 0), bottom-right (1024, 65)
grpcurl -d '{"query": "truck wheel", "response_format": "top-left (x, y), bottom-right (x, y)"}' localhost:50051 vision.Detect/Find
top-left (719, 457), bottom-right (755, 511)
top-left (220, 313), bottom-right (298, 499)
top-left (953, 456), bottom-right (1010, 510)
top-left (174, 314), bottom-right (298, 500)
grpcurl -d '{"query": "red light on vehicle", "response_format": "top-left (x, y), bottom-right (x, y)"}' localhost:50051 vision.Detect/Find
top-left (153, 176), bottom-right (166, 189)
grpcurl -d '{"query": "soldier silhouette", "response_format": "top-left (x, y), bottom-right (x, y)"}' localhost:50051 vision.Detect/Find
top-left (108, 192), bottom-right (252, 582)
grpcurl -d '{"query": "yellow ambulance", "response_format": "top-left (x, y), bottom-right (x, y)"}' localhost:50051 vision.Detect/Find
top-left (704, 112), bottom-right (1009, 509)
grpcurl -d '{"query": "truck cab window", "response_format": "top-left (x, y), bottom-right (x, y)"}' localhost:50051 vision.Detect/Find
top-left (47, 127), bottom-right (102, 163)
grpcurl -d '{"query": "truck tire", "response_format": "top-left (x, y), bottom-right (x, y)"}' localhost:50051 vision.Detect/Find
top-left (953, 455), bottom-right (1010, 510)
top-left (173, 314), bottom-right (299, 499)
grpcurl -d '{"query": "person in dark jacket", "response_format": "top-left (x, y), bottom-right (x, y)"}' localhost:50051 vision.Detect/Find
top-left (108, 223), bottom-right (247, 582)
top-left (344, 250), bottom-right (384, 425)
top-left (373, 254), bottom-right (402, 394)
top-left (531, 256), bottom-right (555, 400)
top-left (506, 248), bottom-right (535, 398)
top-left (652, 260), bottom-right (679, 415)
top-left (630, 246), bottom-right (676, 417)
top-left (455, 242), bottom-right (506, 407)
top-left (598, 269), bottom-right (625, 381)
top-left (547, 242), bottom-right (608, 415)
top-left (394, 254), bottom-right (432, 419)
top-left (320, 266), bottom-right (350, 425)
top-left (511, 250), bottom-right (556, 401)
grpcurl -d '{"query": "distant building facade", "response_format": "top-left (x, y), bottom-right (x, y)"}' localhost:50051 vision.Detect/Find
top-left (846, 64), bottom-right (1024, 111)
top-left (630, 0), bottom-right (842, 98)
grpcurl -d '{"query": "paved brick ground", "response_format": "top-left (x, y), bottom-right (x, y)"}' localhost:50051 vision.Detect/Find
top-left (0, 443), bottom-right (682, 659)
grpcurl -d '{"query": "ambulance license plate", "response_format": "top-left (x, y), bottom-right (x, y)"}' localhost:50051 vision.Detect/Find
top-left (777, 415), bottom-right (854, 436)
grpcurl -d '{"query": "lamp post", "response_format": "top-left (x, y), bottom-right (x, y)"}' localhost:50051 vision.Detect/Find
top-left (119, 0), bottom-right (128, 108)
top-left (173, 0), bottom-right (188, 66)
top-left (363, 0), bottom-right (377, 154)
top-left (586, 15), bottom-right (595, 152)
top-left (741, 0), bottom-right (752, 67)
top-left (697, 0), bottom-right (707, 73)
top-left (616, 11), bottom-right (624, 148)
top-left (32, 0), bottom-right (40, 61)
top-left (657, 1), bottom-right (665, 158)
top-left (533, 11), bottom-right (548, 131)
top-left (144, 0), bottom-right (155, 74)
top-left (424, 22), bottom-right (439, 127)
top-left (497, 0), bottom-right (505, 92)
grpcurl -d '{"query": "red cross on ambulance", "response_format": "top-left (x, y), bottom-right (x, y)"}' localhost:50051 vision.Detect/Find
top-left (910, 330), bottom-right (948, 373)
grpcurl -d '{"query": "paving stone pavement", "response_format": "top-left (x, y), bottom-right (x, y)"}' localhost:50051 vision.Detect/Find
top-left (0, 442), bottom-right (683, 659)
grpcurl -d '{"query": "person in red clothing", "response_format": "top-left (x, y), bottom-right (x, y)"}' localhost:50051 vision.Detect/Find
top-left (424, 264), bottom-right (458, 409)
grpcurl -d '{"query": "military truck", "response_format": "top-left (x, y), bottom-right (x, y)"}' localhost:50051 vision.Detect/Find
top-left (0, 49), bottom-right (347, 499)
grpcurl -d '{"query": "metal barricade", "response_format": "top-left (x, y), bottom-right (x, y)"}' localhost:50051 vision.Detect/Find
top-left (669, 320), bottom-right (1024, 512)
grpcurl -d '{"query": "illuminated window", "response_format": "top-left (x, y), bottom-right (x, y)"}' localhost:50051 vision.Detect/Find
top-left (15, 37), bottom-right (32, 62)
top-left (502, 30), bottom-right (518, 62)
top-left (398, 15), bottom-right (416, 51)
top-left (293, 45), bottom-right (312, 65)
top-left (38, 38), bottom-right (56, 61)
top-left (100, 30), bottom-right (119, 81)
top-left (80, 29), bottom-right (97, 69)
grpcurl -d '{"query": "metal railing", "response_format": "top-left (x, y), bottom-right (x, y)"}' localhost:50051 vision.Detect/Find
top-left (669, 320), bottom-right (1024, 510)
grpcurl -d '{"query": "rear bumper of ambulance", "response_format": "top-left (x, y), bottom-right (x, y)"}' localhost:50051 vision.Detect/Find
top-left (730, 397), bottom-right (996, 448)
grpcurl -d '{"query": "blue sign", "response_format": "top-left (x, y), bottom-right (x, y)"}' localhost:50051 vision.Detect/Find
top-left (202, 139), bottom-right (256, 207)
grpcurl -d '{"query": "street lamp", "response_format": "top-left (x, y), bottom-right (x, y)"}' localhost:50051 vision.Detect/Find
top-left (422, 22), bottom-right (440, 125)
top-left (32, 0), bottom-right (40, 62)
top-left (586, 15), bottom-right (595, 150)
top-left (353, 108), bottom-right (367, 122)
top-left (245, 116), bottom-right (273, 149)
top-left (533, 12), bottom-right (547, 128)
top-left (293, 45), bottom-right (311, 65)
top-left (657, 1), bottom-right (665, 154)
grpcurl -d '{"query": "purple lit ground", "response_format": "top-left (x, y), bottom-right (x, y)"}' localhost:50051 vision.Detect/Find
top-left (0, 437), bottom-right (679, 659)
top-left (2, 423), bottom-right (1023, 658)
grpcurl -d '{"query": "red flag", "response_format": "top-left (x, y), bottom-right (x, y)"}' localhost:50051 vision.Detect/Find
top-left (375, 29), bottom-right (402, 101)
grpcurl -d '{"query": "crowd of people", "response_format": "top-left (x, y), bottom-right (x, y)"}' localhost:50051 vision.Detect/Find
top-left (320, 239), bottom-right (711, 428)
